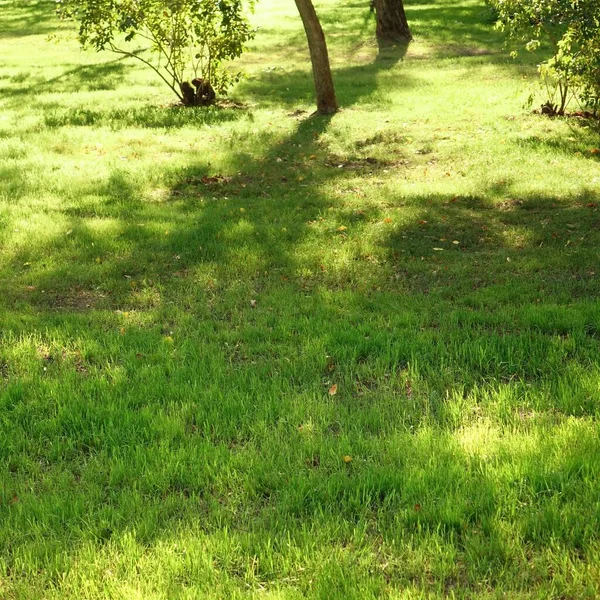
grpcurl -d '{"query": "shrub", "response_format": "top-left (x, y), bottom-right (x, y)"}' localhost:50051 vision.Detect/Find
top-left (57, 0), bottom-right (255, 106)
top-left (491, 0), bottom-right (600, 115)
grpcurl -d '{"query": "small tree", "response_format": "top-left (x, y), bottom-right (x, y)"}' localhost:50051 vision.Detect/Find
top-left (492, 0), bottom-right (600, 115)
top-left (57, 0), bottom-right (255, 106)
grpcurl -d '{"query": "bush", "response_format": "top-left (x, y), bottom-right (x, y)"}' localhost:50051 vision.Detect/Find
top-left (491, 0), bottom-right (600, 115)
top-left (57, 0), bottom-right (255, 106)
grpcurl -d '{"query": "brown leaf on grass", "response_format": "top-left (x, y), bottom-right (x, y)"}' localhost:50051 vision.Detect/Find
top-left (328, 384), bottom-right (338, 396)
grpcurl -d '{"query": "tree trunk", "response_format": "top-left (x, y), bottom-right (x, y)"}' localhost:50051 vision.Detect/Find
top-left (374, 0), bottom-right (412, 42)
top-left (294, 0), bottom-right (338, 115)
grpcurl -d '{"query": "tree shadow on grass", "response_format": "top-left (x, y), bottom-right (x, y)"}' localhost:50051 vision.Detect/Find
top-left (3, 87), bottom-right (599, 305)
top-left (1, 0), bottom-right (57, 39)
top-left (516, 129), bottom-right (600, 161)
top-left (42, 103), bottom-right (249, 130)
top-left (2, 107), bottom-right (600, 595)
top-left (5, 105), bottom-right (599, 318)
top-left (2, 290), bottom-right (599, 596)
top-left (407, 2), bottom-right (500, 48)
top-left (238, 39), bottom-right (412, 109)
top-left (0, 56), bottom-right (132, 105)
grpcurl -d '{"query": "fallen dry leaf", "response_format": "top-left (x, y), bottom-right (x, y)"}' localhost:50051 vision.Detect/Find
top-left (328, 384), bottom-right (338, 396)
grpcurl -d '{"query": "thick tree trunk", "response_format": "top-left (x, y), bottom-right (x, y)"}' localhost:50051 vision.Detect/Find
top-left (294, 0), bottom-right (338, 115)
top-left (374, 0), bottom-right (412, 42)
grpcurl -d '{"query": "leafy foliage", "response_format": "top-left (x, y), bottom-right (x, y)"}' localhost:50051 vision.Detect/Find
top-left (57, 0), bottom-right (255, 105)
top-left (492, 0), bottom-right (600, 115)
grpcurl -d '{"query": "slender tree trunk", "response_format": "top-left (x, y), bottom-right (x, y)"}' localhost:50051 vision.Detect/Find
top-left (374, 0), bottom-right (412, 42)
top-left (294, 0), bottom-right (338, 115)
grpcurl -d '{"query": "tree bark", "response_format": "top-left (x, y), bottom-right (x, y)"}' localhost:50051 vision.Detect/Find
top-left (374, 0), bottom-right (412, 42)
top-left (294, 0), bottom-right (338, 115)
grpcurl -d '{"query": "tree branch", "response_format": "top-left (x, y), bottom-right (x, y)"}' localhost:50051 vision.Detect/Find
top-left (108, 42), bottom-right (183, 100)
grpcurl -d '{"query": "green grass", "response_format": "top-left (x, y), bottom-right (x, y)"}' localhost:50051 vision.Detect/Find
top-left (1, 0), bottom-right (600, 597)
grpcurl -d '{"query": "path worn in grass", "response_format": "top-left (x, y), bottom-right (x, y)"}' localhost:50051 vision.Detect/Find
top-left (1, 0), bottom-right (599, 598)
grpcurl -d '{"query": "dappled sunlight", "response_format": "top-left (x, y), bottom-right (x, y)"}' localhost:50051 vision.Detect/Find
top-left (0, 0), bottom-right (59, 39)
top-left (1, 0), bottom-right (600, 596)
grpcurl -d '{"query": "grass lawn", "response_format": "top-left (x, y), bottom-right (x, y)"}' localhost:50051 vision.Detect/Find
top-left (1, 0), bottom-right (600, 597)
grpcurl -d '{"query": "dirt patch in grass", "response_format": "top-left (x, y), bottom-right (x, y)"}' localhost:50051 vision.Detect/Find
top-left (42, 288), bottom-right (109, 311)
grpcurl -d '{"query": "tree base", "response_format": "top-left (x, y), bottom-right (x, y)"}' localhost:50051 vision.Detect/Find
top-left (374, 0), bottom-right (413, 43)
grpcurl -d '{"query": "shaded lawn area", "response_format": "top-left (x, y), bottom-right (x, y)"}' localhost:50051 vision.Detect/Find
top-left (1, 0), bottom-right (600, 598)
